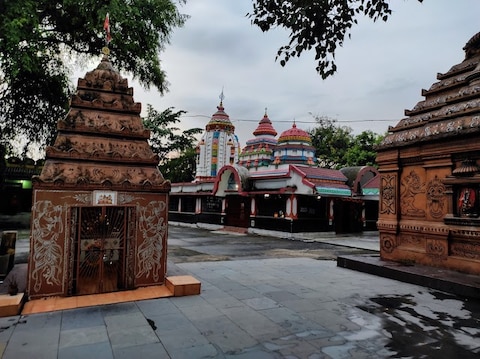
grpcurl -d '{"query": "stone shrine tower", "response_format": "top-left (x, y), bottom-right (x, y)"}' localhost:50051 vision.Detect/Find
top-left (195, 96), bottom-right (240, 181)
top-left (28, 54), bottom-right (170, 299)
top-left (376, 32), bottom-right (480, 275)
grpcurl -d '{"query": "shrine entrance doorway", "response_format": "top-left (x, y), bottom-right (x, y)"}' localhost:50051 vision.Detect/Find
top-left (225, 196), bottom-right (250, 228)
top-left (73, 206), bottom-right (133, 295)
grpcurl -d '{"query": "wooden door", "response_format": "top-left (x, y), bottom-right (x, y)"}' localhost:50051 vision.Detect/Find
top-left (225, 196), bottom-right (250, 228)
top-left (74, 206), bottom-right (128, 295)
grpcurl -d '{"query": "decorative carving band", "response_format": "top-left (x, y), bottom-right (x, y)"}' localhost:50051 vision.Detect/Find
top-left (377, 220), bottom-right (398, 231)
top-left (47, 135), bottom-right (158, 164)
top-left (450, 228), bottom-right (480, 239)
top-left (450, 241), bottom-right (480, 260)
top-left (398, 223), bottom-right (449, 235)
top-left (380, 116), bottom-right (480, 148)
top-left (70, 93), bottom-right (141, 114)
top-left (36, 162), bottom-right (167, 189)
top-left (60, 110), bottom-right (149, 138)
top-left (399, 223), bottom-right (424, 232)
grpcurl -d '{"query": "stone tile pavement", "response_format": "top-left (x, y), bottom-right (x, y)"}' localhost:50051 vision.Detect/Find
top-left (1, 257), bottom-right (479, 358)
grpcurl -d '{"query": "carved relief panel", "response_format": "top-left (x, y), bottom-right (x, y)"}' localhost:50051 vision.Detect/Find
top-left (426, 174), bottom-right (447, 220)
top-left (380, 174), bottom-right (397, 215)
top-left (400, 169), bottom-right (426, 218)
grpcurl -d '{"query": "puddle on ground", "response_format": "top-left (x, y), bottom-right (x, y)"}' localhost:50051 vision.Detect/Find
top-left (353, 292), bottom-right (480, 358)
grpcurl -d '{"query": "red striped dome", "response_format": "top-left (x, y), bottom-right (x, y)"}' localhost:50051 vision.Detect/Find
top-left (278, 123), bottom-right (312, 144)
top-left (253, 112), bottom-right (277, 137)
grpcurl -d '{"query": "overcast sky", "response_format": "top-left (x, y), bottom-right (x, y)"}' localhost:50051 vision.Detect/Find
top-left (129, 0), bottom-right (480, 145)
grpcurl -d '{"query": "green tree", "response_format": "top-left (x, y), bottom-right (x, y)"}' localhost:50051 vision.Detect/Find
top-left (142, 105), bottom-right (202, 181)
top-left (309, 116), bottom-right (384, 168)
top-left (159, 147), bottom-right (197, 183)
top-left (309, 115), bottom-right (353, 169)
top-left (0, 0), bottom-right (187, 153)
top-left (345, 130), bottom-right (384, 167)
top-left (248, 0), bottom-right (423, 79)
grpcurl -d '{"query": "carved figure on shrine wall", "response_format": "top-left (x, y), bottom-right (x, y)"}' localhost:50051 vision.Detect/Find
top-left (400, 170), bottom-right (426, 217)
top-left (427, 175), bottom-right (447, 219)
top-left (457, 187), bottom-right (479, 217)
top-left (380, 174), bottom-right (396, 215)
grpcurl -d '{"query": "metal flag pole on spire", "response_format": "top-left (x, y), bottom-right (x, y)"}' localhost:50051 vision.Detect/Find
top-left (219, 87), bottom-right (225, 106)
top-left (102, 13), bottom-right (112, 55)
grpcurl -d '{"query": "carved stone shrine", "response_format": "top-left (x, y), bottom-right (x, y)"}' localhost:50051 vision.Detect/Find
top-left (28, 55), bottom-right (170, 299)
top-left (377, 32), bottom-right (480, 275)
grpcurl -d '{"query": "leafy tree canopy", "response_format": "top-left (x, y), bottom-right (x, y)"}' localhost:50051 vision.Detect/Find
top-left (345, 129), bottom-right (384, 167)
top-left (159, 147), bottom-right (197, 183)
top-left (309, 115), bottom-right (383, 169)
top-left (142, 105), bottom-right (202, 182)
top-left (0, 0), bottom-right (187, 154)
top-left (248, 0), bottom-right (423, 79)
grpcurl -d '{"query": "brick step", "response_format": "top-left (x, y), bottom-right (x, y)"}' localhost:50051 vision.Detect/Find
top-left (222, 226), bottom-right (248, 234)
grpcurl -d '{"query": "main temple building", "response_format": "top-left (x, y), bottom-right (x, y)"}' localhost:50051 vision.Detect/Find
top-left (170, 99), bottom-right (380, 236)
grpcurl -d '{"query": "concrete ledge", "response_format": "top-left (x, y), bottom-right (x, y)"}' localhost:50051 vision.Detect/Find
top-left (166, 275), bottom-right (201, 296)
top-left (337, 254), bottom-right (480, 299)
top-left (0, 293), bottom-right (24, 317)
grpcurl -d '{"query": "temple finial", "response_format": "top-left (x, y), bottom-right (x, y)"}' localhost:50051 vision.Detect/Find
top-left (219, 87), bottom-right (225, 106)
top-left (102, 13), bottom-right (112, 56)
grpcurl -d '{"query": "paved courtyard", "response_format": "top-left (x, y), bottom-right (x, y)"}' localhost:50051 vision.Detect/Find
top-left (0, 226), bottom-right (479, 358)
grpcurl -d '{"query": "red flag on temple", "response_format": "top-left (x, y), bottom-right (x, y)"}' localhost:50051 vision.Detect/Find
top-left (104, 13), bottom-right (111, 44)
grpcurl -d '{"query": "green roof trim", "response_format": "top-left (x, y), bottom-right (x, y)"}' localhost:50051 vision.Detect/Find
top-left (363, 188), bottom-right (379, 195)
top-left (316, 186), bottom-right (351, 196)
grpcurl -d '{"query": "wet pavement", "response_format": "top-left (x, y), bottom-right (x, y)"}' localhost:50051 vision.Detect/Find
top-left (0, 225), bottom-right (479, 358)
